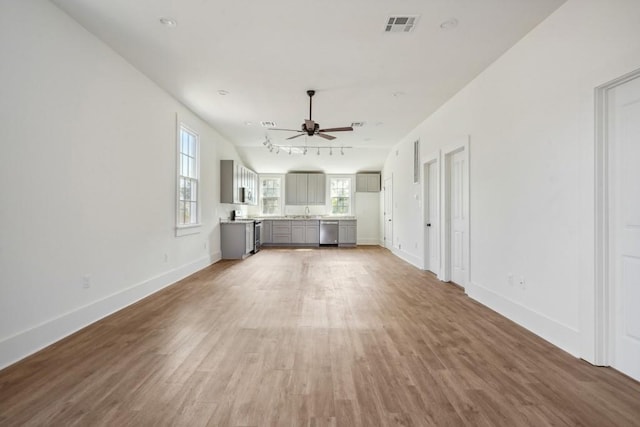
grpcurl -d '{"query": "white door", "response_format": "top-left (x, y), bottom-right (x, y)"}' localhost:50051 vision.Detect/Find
top-left (449, 149), bottom-right (467, 286)
top-left (609, 75), bottom-right (640, 381)
top-left (384, 177), bottom-right (393, 249)
top-left (424, 161), bottom-right (439, 274)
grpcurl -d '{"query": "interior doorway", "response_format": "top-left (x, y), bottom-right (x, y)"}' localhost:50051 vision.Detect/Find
top-left (441, 139), bottom-right (469, 287)
top-left (384, 176), bottom-right (393, 250)
top-left (594, 69), bottom-right (640, 381)
top-left (423, 158), bottom-right (439, 275)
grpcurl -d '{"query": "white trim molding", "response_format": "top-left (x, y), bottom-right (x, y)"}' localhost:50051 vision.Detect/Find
top-left (591, 67), bottom-right (640, 366)
top-left (439, 136), bottom-right (470, 289)
top-left (0, 255), bottom-right (220, 370)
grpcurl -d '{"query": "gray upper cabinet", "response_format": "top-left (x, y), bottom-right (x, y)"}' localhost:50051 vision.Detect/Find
top-left (356, 173), bottom-right (381, 192)
top-left (220, 160), bottom-right (258, 205)
top-left (307, 173), bottom-right (326, 205)
top-left (285, 173), bottom-right (325, 205)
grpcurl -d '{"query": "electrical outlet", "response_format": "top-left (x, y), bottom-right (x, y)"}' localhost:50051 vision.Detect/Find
top-left (164, 253), bottom-right (168, 263)
top-left (519, 276), bottom-right (526, 289)
top-left (82, 275), bottom-right (91, 289)
top-left (399, 243), bottom-right (402, 250)
top-left (508, 273), bottom-right (514, 286)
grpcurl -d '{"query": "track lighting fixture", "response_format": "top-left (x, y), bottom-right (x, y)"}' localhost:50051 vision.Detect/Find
top-left (261, 139), bottom-right (352, 156)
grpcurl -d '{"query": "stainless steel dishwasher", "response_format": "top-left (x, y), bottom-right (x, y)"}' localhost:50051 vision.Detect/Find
top-left (320, 220), bottom-right (339, 245)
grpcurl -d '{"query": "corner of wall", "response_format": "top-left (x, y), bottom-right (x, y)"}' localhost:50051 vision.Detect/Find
top-left (467, 281), bottom-right (581, 357)
top-left (0, 256), bottom-right (217, 370)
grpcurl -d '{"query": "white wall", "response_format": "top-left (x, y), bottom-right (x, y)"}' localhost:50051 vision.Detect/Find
top-left (382, 0), bottom-right (640, 360)
top-left (355, 193), bottom-right (381, 245)
top-left (0, 0), bottom-right (243, 369)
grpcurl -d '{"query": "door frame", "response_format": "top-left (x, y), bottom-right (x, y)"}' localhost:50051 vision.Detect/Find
top-left (593, 68), bottom-right (640, 366)
top-left (422, 152), bottom-right (440, 273)
top-left (440, 137), bottom-right (470, 287)
top-left (384, 176), bottom-right (393, 250)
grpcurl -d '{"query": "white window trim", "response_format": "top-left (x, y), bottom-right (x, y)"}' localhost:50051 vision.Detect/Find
top-left (258, 174), bottom-right (285, 216)
top-left (176, 120), bottom-right (201, 236)
top-left (326, 174), bottom-right (355, 216)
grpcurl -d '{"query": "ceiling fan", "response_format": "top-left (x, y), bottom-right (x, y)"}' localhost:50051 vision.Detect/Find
top-left (270, 90), bottom-right (353, 141)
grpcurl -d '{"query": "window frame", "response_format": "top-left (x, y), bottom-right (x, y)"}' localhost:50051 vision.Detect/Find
top-left (259, 174), bottom-right (284, 216)
top-left (176, 122), bottom-right (201, 236)
top-left (327, 175), bottom-right (354, 216)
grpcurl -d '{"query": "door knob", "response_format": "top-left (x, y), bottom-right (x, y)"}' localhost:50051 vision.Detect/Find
top-left (426, 223), bottom-right (431, 227)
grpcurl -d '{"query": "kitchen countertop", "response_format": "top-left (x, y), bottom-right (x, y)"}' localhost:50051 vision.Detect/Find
top-left (220, 216), bottom-right (357, 223)
top-left (255, 216), bottom-right (356, 220)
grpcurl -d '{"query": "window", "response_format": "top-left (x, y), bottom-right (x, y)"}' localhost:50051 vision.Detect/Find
top-left (330, 177), bottom-right (351, 215)
top-left (177, 124), bottom-right (199, 228)
top-left (260, 176), bottom-right (282, 215)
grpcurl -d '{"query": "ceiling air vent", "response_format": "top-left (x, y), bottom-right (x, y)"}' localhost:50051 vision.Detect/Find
top-left (385, 15), bottom-right (419, 33)
top-left (351, 122), bottom-right (365, 128)
top-left (260, 121), bottom-right (277, 128)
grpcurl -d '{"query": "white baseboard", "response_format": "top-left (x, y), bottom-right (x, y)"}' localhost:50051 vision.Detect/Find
top-left (0, 254), bottom-right (218, 370)
top-left (467, 281), bottom-right (581, 357)
top-left (357, 238), bottom-right (383, 245)
top-left (391, 247), bottom-right (424, 270)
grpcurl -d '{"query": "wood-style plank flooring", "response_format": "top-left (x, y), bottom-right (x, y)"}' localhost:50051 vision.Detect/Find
top-left (1, 247), bottom-right (639, 426)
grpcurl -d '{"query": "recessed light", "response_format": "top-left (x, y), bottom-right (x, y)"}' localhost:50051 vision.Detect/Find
top-left (218, 89), bottom-right (230, 96)
top-left (244, 121), bottom-right (253, 126)
top-left (440, 18), bottom-right (458, 30)
top-left (393, 91), bottom-right (405, 97)
top-left (159, 17), bottom-right (177, 27)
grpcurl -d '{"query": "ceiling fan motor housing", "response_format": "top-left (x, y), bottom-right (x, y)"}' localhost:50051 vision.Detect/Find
top-left (302, 121), bottom-right (320, 135)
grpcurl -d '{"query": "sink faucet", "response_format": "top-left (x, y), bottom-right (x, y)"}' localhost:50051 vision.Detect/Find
top-left (305, 206), bottom-right (310, 216)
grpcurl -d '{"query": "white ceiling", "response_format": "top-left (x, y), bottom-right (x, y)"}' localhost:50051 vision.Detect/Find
top-left (51, 0), bottom-right (566, 173)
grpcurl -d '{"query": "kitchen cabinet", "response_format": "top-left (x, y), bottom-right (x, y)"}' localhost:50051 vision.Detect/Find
top-left (262, 220), bottom-right (272, 244)
top-left (285, 173), bottom-right (325, 205)
top-left (291, 223), bottom-right (305, 243)
top-left (221, 222), bottom-right (254, 259)
top-left (356, 173), bottom-right (381, 192)
top-left (307, 174), bottom-right (326, 204)
top-left (220, 160), bottom-right (258, 205)
top-left (305, 220), bottom-right (319, 244)
top-left (272, 220), bottom-right (291, 244)
top-left (338, 220), bottom-right (357, 246)
top-left (291, 220), bottom-right (319, 245)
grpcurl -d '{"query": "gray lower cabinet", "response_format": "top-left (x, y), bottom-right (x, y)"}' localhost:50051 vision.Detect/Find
top-left (291, 223), bottom-right (305, 243)
top-left (338, 220), bottom-right (357, 246)
top-left (221, 222), bottom-right (254, 259)
top-left (305, 221), bottom-right (319, 244)
top-left (262, 220), bottom-right (272, 244)
top-left (272, 221), bottom-right (291, 244)
top-left (261, 219), bottom-right (319, 246)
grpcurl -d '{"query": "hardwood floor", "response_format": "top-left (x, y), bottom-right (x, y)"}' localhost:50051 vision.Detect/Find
top-left (1, 247), bottom-right (639, 426)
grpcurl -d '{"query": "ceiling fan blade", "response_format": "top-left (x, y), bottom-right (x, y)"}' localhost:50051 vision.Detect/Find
top-left (269, 128), bottom-right (303, 132)
top-left (318, 127), bottom-right (353, 133)
top-left (317, 133), bottom-right (336, 141)
top-left (286, 133), bottom-right (305, 140)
